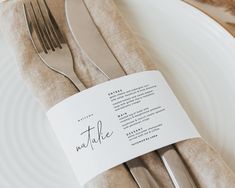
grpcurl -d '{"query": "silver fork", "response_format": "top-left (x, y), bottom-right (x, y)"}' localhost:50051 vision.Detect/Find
top-left (23, 1), bottom-right (159, 188)
top-left (23, 0), bottom-right (86, 90)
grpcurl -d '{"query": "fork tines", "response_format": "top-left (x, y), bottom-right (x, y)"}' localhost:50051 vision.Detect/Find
top-left (23, 0), bottom-right (65, 54)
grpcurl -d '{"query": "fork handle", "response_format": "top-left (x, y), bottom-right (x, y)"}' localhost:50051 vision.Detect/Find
top-left (68, 71), bottom-right (86, 91)
top-left (158, 145), bottom-right (197, 188)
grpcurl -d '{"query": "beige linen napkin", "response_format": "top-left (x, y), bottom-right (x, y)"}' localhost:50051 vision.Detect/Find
top-left (1, 0), bottom-right (235, 187)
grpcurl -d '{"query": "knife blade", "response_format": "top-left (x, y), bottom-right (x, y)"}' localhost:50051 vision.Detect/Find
top-left (65, 0), bottom-right (126, 79)
top-left (65, 0), bottom-right (197, 187)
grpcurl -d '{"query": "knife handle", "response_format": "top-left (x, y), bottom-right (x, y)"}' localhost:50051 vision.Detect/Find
top-left (158, 145), bottom-right (197, 188)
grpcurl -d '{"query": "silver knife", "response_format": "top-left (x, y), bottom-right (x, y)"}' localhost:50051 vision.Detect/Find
top-left (65, 0), bottom-right (197, 187)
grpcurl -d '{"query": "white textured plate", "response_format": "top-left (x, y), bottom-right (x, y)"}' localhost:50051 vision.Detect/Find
top-left (115, 0), bottom-right (235, 170)
top-left (0, 0), bottom-right (235, 187)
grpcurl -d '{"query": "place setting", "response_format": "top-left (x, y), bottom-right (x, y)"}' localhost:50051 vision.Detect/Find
top-left (0, 0), bottom-right (235, 187)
